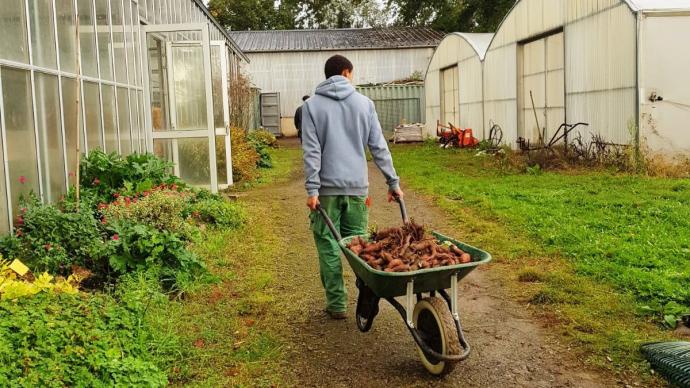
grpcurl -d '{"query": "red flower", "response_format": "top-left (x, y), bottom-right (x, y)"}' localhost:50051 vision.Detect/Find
top-left (113, 193), bottom-right (120, 198)
top-left (97, 203), bottom-right (107, 210)
top-left (171, 184), bottom-right (178, 191)
top-left (101, 217), bottom-right (107, 225)
top-left (44, 243), bottom-right (52, 251)
top-left (18, 176), bottom-right (26, 184)
top-left (15, 230), bottom-right (22, 237)
top-left (112, 234), bottom-right (119, 241)
top-left (143, 191), bottom-right (150, 197)
top-left (92, 178), bottom-right (100, 186)
top-left (20, 207), bottom-right (27, 214)
top-left (15, 216), bottom-right (24, 226)
top-left (124, 197), bottom-right (131, 205)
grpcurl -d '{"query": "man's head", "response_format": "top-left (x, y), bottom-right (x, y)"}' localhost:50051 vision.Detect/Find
top-left (302, 95), bottom-right (310, 102)
top-left (324, 55), bottom-right (353, 81)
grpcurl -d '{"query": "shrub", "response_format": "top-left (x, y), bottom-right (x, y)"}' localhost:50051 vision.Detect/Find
top-left (102, 188), bottom-right (198, 241)
top-left (188, 198), bottom-right (246, 229)
top-left (0, 196), bottom-right (111, 277)
top-left (248, 129), bottom-right (277, 148)
top-left (231, 127), bottom-right (260, 182)
top-left (78, 151), bottom-right (183, 205)
top-left (107, 221), bottom-right (206, 291)
top-left (0, 276), bottom-right (177, 387)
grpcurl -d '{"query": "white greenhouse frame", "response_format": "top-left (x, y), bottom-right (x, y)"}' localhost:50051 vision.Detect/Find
top-left (0, 0), bottom-right (247, 233)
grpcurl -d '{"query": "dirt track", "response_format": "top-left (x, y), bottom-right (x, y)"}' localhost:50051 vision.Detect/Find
top-left (249, 141), bottom-right (617, 387)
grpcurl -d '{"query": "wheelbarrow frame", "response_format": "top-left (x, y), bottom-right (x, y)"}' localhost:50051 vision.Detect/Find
top-left (316, 197), bottom-right (492, 364)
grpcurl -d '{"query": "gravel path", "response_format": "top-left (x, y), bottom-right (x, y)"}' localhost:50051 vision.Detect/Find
top-left (246, 141), bottom-right (617, 387)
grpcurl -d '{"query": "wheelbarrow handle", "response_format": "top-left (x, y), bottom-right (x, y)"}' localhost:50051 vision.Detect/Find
top-left (316, 205), bottom-right (342, 241)
top-left (393, 193), bottom-right (410, 224)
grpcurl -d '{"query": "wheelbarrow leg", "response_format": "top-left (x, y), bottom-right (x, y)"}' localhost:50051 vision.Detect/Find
top-left (355, 278), bottom-right (380, 332)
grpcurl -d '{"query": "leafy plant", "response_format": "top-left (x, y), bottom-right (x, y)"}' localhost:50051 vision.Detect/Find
top-left (107, 220), bottom-right (206, 290)
top-left (248, 129), bottom-right (278, 148)
top-left (0, 258), bottom-right (80, 300)
top-left (0, 276), bottom-right (177, 387)
top-left (188, 197), bottom-right (246, 229)
top-left (102, 188), bottom-right (198, 241)
top-left (0, 195), bottom-right (111, 277)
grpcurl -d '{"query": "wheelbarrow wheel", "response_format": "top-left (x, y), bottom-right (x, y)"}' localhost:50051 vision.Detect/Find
top-left (413, 297), bottom-right (460, 375)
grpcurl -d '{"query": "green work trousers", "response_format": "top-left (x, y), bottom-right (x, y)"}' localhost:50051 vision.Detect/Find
top-left (309, 195), bottom-right (369, 313)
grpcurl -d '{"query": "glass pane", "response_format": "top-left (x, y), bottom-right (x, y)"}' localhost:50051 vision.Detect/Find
top-left (0, 126), bottom-right (8, 233)
top-left (77, 0), bottom-right (98, 77)
top-left (35, 73), bottom-right (66, 202)
top-left (0, 1), bottom-right (30, 63)
top-left (1, 67), bottom-right (39, 214)
top-left (137, 90), bottom-right (146, 151)
top-left (102, 85), bottom-right (118, 153)
top-left (125, 0), bottom-right (135, 85)
top-left (129, 88), bottom-right (140, 153)
top-left (211, 45), bottom-right (223, 130)
top-left (95, 0), bottom-right (113, 81)
top-left (147, 0), bottom-right (154, 24)
top-left (29, 0), bottom-right (58, 69)
top-left (153, 138), bottom-right (210, 186)
top-left (138, 0), bottom-right (146, 21)
top-left (56, 0), bottom-right (78, 74)
top-left (117, 87), bottom-right (131, 155)
top-left (172, 45), bottom-right (207, 130)
top-left (216, 136), bottom-right (227, 186)
top-left (83, 81), bottom-right (102, 151)
top-left (111, 0), bottom-right (127, 83)
top-left (147, 35), bottom-right (169, 131)
top-left (61, 77), bottom-right (82, 184)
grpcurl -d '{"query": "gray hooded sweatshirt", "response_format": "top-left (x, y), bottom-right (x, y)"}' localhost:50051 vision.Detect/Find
top-left (301, 75), bottom-right (400, 197)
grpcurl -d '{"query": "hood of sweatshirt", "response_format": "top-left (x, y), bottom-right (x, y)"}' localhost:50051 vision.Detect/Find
top-left (314, 75), bottom-right (355, 101)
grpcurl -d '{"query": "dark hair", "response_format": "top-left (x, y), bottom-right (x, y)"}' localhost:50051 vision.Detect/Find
top-left (302, 95), bottom-right (310, 101)
top-left (324, 55), bottom-right (353, 79)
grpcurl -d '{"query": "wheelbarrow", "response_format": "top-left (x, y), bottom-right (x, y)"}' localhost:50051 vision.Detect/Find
top-left (317, 197), bottom-right (492, 375)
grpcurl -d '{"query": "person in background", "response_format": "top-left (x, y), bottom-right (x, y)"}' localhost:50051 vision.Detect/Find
top-left (294, 95), bottom-right (310, 142)
top-left (301, 55), bottom-right (403, 319)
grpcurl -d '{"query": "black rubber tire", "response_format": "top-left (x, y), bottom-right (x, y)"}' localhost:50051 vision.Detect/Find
top-left (412, 296), bottom-right (461, 376)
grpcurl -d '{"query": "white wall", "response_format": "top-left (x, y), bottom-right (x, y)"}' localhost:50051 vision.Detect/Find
top-left (639, 13), bottom-right (690, 153)
top-left (245, 47), bottom-right (435, 136)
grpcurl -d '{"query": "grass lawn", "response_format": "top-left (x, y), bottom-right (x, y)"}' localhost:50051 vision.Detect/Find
top-left (391, 143), bottom-right (689, 377)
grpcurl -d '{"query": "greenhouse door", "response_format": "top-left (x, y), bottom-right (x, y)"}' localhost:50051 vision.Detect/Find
top-left (518, 32), bottom-right (565, 143)
top-left (142, 24), bottom-right (219, 192)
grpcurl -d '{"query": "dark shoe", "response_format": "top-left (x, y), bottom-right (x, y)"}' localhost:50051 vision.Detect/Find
top-left (325, 310), bottom-right (347, 320)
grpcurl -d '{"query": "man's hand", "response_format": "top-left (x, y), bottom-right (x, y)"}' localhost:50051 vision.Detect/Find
top-left (307, 195), bottom-right (320, 211)
top-left (387, 188), bottom-right (404, 203)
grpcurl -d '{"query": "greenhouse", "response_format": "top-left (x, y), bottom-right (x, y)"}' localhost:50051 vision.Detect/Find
top-left (0, 0), bottom-right (247, 233)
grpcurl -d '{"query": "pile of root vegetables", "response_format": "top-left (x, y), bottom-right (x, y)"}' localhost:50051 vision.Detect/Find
top-left (346, 221), bottom-right (472, 272)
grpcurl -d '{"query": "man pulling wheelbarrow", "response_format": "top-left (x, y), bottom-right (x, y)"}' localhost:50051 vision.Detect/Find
top-left (301, 54), bottom-right (404, 319)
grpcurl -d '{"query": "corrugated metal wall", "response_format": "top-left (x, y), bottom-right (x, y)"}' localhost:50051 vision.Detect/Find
top-left (356, 84), bottom-right (425, 135)
top-left (244, 48), bottom-right (434, 136)
top-left (424, 34), bottom-right (486, 138)
top-left (483, 0), bottom-right (638, 146)
top-left (639, 13), bottom-right (690, 153)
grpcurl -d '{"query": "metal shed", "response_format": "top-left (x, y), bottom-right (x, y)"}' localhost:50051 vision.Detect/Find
top-left (230, 28), bottom-right (444, 137)
top-left (480, 0), bottom-right (690, 153)
top-left (424, 33), bottom-right (493, 139)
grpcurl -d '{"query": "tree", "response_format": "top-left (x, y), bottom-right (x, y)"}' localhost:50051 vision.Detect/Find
top-left (390, 0), bottom-right (514, 33)
top-left (296, 0), bottom-right (393, 29)
top-left (207, 0), bottom-right (299, 30)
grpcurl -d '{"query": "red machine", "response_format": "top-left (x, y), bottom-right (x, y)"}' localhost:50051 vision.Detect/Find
top-left (436, 120), bottom-right (479, 148)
